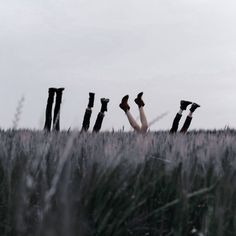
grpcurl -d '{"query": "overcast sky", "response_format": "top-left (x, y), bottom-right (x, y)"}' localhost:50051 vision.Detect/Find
top-left (0, 0), bottom-right (236, 131)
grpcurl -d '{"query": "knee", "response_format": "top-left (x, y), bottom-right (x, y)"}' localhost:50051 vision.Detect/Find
top-left (134, 125), bottom-right (141, 132)
top-left (141, 125), bottom-right (148, 133)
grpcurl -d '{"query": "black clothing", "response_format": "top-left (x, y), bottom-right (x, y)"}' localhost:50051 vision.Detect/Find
top-left (93, 112), bottom-right (104, 133)
top-left (44, 88), bottom-right (64, 132)
top-left (44, 90), bottom-right (55, 131)
top-left (81, 109), bottom-right (92, 131)
top-left (180, 116), bottom-right (192, 133)
top-left (170, 113), bottom-right (182, 133)
top-left (170, 113), bottom-right (192, 133)
top-left (53, 91), bottom-right (63, 131)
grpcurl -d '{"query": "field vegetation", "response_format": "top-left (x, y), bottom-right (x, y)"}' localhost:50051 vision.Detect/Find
top-left (0, 129), bottom-right (236, 236)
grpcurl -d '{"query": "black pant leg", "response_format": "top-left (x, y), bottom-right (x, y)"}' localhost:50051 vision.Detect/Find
top-left (44, 93), bottom-right (54, 131)
top-left (93, 112), bottom-right (104, 133)
top-left (170, 113), bottom-right (182, 133)
top-left (53, 93), bottom-right (63, 131)
top-left (180, 116), bottom-right (192, 133)
top-left (81, 108), bottom-right (92, 132)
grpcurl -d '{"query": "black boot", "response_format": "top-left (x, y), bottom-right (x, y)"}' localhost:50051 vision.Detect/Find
top-left (135, 92), bottom-right (145, 108)
top-left (100, 98), bottom-right (110, 113)
top-left (88, 92), bottom-right (95, 108)
top-left (190, 103), bottom-right (200, 113)
top-left (57, 87), bottom-right (65, 93)
top-left (119, 95), bottom-right (130, 112)
top-left (180, 100), bottom-right (192, 110)
top-left (53, 88), bottom-right (65, 131)
top-left (44, 88), bottom-right (57, 132)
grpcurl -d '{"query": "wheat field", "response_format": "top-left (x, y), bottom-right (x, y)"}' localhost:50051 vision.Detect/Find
top-left (0, 129), bottom-right (236, 236)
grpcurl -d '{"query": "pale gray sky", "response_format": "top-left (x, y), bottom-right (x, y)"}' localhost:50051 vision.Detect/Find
top-left (1, 0), bottom-right (236, 131)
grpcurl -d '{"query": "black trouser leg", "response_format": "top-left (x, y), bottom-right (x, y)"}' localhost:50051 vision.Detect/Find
top-left (44, 91), bottom-right (55, 132)
top-left (53, 92), bottom-right (63, 131)
top-left (93, 112), bottom-right (104, 133)
top-left (180, 116), bottom-right (192, 133)
top-left (81, 108), bottom-right (92, 132)
top-left (170, 113), bottom-right (182, 133)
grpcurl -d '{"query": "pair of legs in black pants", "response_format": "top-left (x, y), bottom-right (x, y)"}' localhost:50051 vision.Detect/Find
top-left (170, 100), bottom-right (200, 133)
top-left (44, 88), bottom-right (64, 132)
top-left (81, 93), bottom-right (109, 133)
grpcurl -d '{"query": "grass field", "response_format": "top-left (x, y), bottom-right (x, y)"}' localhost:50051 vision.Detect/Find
top-left (0, 129), bottom-right (236, 236)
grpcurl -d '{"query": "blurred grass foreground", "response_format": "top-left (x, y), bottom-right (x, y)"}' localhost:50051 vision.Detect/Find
top-left (0, 130), bottom-right (236, 236)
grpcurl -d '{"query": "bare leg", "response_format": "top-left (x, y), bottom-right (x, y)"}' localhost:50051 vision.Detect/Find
top-left (126, 110), bottom-right (141, 132)
top-left (134, 92), bottom-right (147, 133)
top-left (139, 107), bottom-right (148, 133)
top-left (120, 94), bottom-right (141, 132)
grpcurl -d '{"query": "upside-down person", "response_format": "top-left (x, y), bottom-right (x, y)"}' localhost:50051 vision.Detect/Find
top-left (170, 100), bottom-right (200, 133)
top-left (44, 87), bottom-right (65, 132)
top-left (81, 92), bottom-right (110, 133)
top-left (119, 92), bottom-right (148, 133)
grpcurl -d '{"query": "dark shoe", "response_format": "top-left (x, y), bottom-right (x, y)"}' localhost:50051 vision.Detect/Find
top-left (119, 95), bottom-right (130, 112)
top-left (190, 103), bottom-right (200, 112)
top-left (57, 88), bottom-right (65, 93)
top-left (135, 92), bottom-right (145, 107)
top-left (48, 87), bottom-right (57, 94)
top-left (180, 100), bottom-right (192, 110)
top-left (101, 98), bottom-right (110, 112)
top-left (88, 92), bottom-right (95, 108)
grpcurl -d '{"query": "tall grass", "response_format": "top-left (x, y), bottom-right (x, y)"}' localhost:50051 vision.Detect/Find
top-left (0, 130), bottom-right (236, 236)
